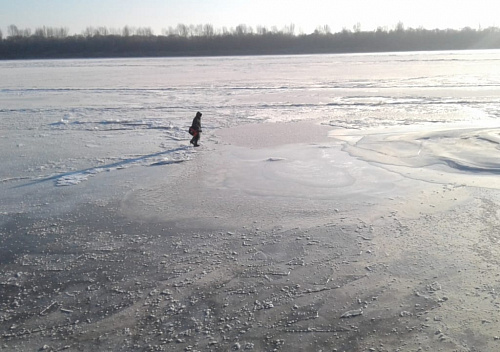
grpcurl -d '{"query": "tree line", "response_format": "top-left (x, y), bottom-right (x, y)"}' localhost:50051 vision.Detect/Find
top-left (1, 23), bottom-right (500, 59)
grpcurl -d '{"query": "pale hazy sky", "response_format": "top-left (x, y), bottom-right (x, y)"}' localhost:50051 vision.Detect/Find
top-left (1, 0), bottom-right (499, 36)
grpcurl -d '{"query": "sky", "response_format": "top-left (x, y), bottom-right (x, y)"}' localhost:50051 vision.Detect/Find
top-left (1, 0), bottom-right (499, 36)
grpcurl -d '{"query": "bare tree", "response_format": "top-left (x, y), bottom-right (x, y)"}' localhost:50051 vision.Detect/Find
top-left (136, 27), bottom-right (153, 36)
top-left (34, 26), bottom-right (47, 37)
top-left (35, 26), bottom-right (69, 38)
top-left (84, 26), bottom-right (107, 37)
top-left (83, 26), bottom-right (112, 37)
top-left (163, 27), bottom-right (176, 36)
top-left (395, 21), bottom-right (405, 32)
top-left (235, 24), bottom-right (251, 36)
top-left (9, 26), bottom-right (32, 37)
top-left (188, 24), bottom-right (202, 36)
top-left (341, 27), bottom-right (351, 35)
top-left (202, 24), bottom-right (215, 37)
top-left (108, 27), bottom-right (122, 36)
top-left (283, 23), bottom-right (295, 36)
top-left (176, 24), bottom-right (189, 37)
top-left (2, 22), bottom-right (500, 58)
top-left (97, 27), bottom-right (109, 36)
top-left (83, 27), bottom-right (94, 37)
top-left (7, 24), bottom-right (20, 37)
top-left (314, 25), bottom-right (331, 35)
top-left (122, 25), bottom-right (132, 37)
top-left (256, 25), bottom-right (269, 35)
top-left (57, 27), bottom-right (69, 38)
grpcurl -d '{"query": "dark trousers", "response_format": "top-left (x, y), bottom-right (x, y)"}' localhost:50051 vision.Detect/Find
top-left (190, 132), bottom-right (200, 145)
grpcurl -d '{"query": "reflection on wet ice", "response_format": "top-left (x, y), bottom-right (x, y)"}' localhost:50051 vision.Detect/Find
top-left (339, 125), bottom-right (500, 188)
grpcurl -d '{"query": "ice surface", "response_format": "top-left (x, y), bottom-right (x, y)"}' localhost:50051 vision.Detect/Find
top-left (1, 51), bottom-right (500, 217)
top-left (334, 121), bottom-right (500, 188)
top-left (3, 51), bottom-right (500, 352)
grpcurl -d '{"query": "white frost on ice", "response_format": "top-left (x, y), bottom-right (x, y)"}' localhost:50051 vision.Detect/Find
top-left (56, 173), bottom-right (91, 186)
top-left (52, 146), bottom-right (193, 186)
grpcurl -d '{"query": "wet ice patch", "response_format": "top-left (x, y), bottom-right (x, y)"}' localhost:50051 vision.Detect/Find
top-left (209, 143), bottom-right (397, 201)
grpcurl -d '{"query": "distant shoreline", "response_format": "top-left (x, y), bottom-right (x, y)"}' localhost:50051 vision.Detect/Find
top-left (1, 47), bottom-right (497, 61)
top-left (2, 26), bottom-right (500, 60)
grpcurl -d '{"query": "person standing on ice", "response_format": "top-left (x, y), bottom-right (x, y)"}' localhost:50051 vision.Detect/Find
top-left (189, 111), bottom-right (202, 147)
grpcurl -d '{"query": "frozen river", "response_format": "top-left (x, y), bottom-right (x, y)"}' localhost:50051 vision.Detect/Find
top-left (3, 51), bottom-right (500, 351)
top-left (1, 50), bottom-right (500, 215)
